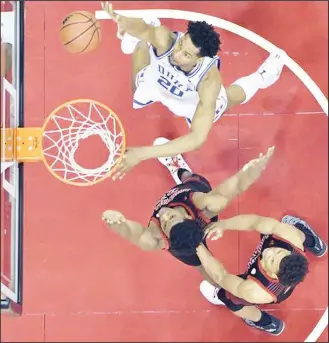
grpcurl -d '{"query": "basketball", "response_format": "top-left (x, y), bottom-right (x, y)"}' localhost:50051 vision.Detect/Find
top-left (59, 11), bottom-right (101, 54)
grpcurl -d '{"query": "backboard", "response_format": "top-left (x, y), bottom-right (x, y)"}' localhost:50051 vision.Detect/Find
top-left (1, 0), bottom-right (24, 314)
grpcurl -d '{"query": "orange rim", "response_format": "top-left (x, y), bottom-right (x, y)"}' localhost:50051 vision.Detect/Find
top-left (41, 99), bottom-right (126, 187)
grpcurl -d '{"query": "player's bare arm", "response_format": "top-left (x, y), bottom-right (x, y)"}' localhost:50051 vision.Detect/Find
top-left (112, 66), bottom-right (222, 180)
top-left (102, 210), bottom-right (163, 250)
top-left (139, 67), bottom-right (221, 156)
top-left (101, 1), bottom-right (173, 51)
top-left (205, 215), bottom-right (305, 250)
top-left (193, 146), bottom-right (275, 215)
top-left (196, 244), bottom-right (274, 304)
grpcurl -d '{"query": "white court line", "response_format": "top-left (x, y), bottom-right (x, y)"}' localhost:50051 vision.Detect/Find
top-left (96, 9), bottom-right (328, 342)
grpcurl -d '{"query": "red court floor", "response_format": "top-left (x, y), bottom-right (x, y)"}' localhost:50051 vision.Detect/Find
top-left (1, 1), bottom-right (328, 342)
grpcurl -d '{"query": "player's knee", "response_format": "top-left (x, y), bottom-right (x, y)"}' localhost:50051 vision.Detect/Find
top-left (225, 84), bottom-right (247, 110)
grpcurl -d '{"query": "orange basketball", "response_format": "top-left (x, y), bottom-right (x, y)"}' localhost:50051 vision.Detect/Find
top-left (59, 11), bottom-right (101, 54)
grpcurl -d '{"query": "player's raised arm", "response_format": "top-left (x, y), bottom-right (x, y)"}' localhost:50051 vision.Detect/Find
top-left (142, 66), bottom-right (222, 158)
top-left (102, 210), bottom-right (162, 251)
top-left (205, 215), bottom-right (305, 250)
top-left (111, 66), bottom-right (222, 180)
top-left (193, 146), bottom-right (275, 214)
top-left (101, 1), bottom-right (172, 49)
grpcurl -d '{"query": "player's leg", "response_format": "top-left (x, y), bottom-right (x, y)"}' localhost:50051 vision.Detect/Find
top-left (187, 49), bottom-right (287, 128)
top-left (153, 137), bottom-right (192, 184)
top-left (225, 49), bottom-right (287, 110)
top-left (282, 215), bottom-right (328, 257)
top-left (234, 306), bottom-right (285, 336)
top-left (200, 281), bottom-right (285, 335)
top-left (153, 137), bottom-right (215, 193)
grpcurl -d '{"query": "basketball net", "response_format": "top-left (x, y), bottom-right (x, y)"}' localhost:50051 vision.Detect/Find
top-left (1, 99), bottom-right (126, 186)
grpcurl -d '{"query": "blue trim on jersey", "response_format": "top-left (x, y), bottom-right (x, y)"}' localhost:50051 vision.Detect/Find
top-left (135, 66), bottom-right (149, 88)
top-left (152, 32), bottom-right (180, 59)
top-left (187, 60), bottom-right (204, 77)
top-left (195, 57), bottom-right (220, 90)
top-left (133, 99), bottom-right (154, 106)
top-left (172, 59), bottom-right (204, 78)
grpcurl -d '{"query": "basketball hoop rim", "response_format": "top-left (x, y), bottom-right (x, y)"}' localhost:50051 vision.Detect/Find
top-left (40, 98), bottom-right (126, 187)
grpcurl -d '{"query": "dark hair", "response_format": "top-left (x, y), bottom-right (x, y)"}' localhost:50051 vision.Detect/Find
top-left (278, 253), bottom-right (309, 286)
top-left (169, 219), bottom-right (204, 254)
top-left (187, 21), bottom-right (221, 57)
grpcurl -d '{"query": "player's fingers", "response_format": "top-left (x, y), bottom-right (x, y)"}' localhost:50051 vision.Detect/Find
top-left (109, 3), bottom-right (119, 21)
top-left (119, 172), bottom-right (126, 180)
top-left (211, 230), bottom-right (223, 240)
top-left (101, 2), bottom-right (109, 13)
top-left (205, 228), bottom-right (216, 239)
top-left (206, 231), bottom-right (214, 240)
top-left (211, 232), bottom-right (220, 240)
top-left (268, 146), bottom-right (275, 155)
top-left (112, 163), bottom-right (126, 180)
top-left (204, 223), bottom-right (216, 234)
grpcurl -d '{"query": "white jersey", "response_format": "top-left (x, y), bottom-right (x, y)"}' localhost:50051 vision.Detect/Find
top-left (133, 32), bottom-right (228, 123)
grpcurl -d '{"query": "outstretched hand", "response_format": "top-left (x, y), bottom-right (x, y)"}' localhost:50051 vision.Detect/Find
top-left (102, 210), bottom-right (126, 225)
top-left (112, 147), bottom-right (144, 180)
top-left (101, 1), bottom-right (125, 38)
top-left (242, 146), bottom-right (275, 173)
top-left (101, 2), bottom-right (119, 21)
top-left (204, 222), bottom-right (225, 241)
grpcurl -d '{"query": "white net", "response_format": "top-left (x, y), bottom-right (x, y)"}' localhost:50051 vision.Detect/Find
top-left (42, 100), bottom-right (125, 186)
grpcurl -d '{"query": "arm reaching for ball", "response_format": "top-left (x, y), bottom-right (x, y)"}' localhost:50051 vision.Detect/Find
top-left (101, 1), bottom-right (173, 50)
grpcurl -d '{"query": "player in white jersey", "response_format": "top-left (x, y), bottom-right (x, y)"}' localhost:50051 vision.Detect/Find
top-left (133, 30), bottom-right (226, 123)
top-left (101, 2), bottom-right (287, 180)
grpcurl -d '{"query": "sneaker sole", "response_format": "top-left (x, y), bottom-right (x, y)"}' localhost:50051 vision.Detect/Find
top-left (270, 321), bottom-right (285, 336)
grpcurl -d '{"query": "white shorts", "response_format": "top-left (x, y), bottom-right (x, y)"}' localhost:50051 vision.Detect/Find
top-left (133, 66), bottom-right (228, 127)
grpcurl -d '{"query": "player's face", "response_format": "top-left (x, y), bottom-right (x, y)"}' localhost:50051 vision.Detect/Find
top-left (170, 34), bottom-right (201, 68)
top-left (261, 247), bottom-right (291, 277)
top-left (158, 207), bottom-right (187, 235)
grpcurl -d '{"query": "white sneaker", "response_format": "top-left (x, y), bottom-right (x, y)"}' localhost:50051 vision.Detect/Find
top-left (257, 49), bottom-right (287, 89)
top-left (120, 16), bottom-right (161, 55)
top-left (153, 137), bottom-right (192, 185)
top-left (200, 280), bottom-right (225, 305)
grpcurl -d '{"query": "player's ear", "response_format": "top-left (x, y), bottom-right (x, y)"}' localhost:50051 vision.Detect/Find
top-left (185, 214), bottom-right (192, 219)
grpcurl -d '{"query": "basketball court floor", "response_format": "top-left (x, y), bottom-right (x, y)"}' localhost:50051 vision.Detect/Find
top-left (1, 1), bottom-right (328, 341)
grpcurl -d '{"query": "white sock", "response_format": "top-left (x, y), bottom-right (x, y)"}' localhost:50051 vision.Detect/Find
top-left (231, 72), bottom-right (265, 104)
